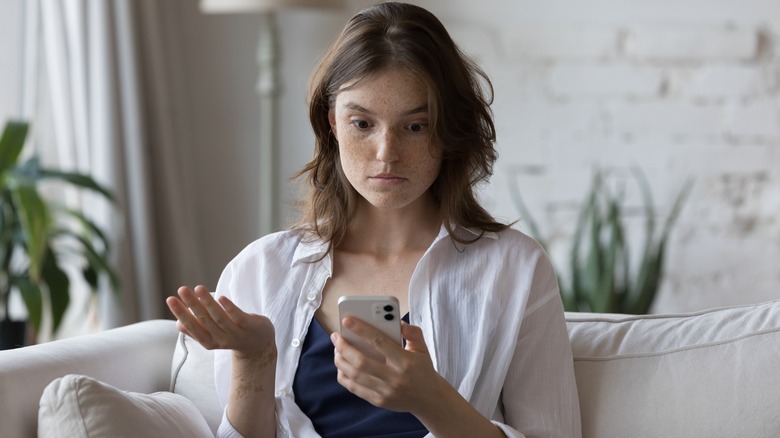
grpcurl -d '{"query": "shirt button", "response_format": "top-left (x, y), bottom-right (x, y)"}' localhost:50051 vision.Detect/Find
top-left (276, 388), bottom-right (287, 397)
top-left (306, 291), bottom-right (317, 301)
top-left (291, 338), bottom-right (301, 348)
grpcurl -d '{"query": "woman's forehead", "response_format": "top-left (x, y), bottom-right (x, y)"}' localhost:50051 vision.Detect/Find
top-left (332, 67), bottom-right (430, 109)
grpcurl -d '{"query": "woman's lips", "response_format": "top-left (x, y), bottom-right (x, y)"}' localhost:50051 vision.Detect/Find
top-left (369, 173), bottom-right (406, 185)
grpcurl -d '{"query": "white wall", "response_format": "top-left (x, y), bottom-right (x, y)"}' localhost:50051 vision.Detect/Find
top-left (182, 0), bottom-right (780, 313)
top-left (419, 0), bottom-right (780, 313)
top-left (178, 3), bottom-right (348, 285)
top-left (1, 0), bottom-right (777, 314)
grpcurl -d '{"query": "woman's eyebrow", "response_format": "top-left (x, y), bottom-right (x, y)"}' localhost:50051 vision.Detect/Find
top-left (402, 105), bottom-right (428, 116)
top-left (344, 102), bottom-right (373, 114)
top-left (343, 102), bottom-right (428, 117)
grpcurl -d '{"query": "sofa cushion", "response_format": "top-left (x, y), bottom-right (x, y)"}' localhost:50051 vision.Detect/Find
top-left (38, 374), bottom-right (212, 438)
top-left (566, 299), bottom-right (780, 438)
top-left (170, 332), bottom-right (222, 434)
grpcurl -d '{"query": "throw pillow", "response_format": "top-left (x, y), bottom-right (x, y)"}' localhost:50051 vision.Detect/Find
top-left (38, 374), bottom-right (213, 438)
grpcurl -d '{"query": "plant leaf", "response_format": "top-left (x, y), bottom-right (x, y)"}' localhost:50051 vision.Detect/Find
top-left (660, 179), bottom-right (694, 243)
top-left (0, 121), bottom-right (29, 178)
top-left (39, 169), bottom-right (115, 203)
top-left (630, 247), bottom-right (662, 314)
top-left (626, 168), bottom-right (657, 309)
top-left (83, 265), bottom-right (99, 290)
top-left (9, 183), bottom-right (51, 281)
top-left (595, 196), bottom-right (624, 313)
top-left (59, 208), bottom-right (111, 254)
top-left (631, 180), bottom-right (692, 314)
top-left (73, 234), bottom-right (121, 292)
top-left (12, 276), bottom-right (43, 333)
top-left (508, 172), bottom-right (545, 245)
top-left (41, 247), bottom-right (70, 334)
top-left (570, 171), bottom-right (601, 311)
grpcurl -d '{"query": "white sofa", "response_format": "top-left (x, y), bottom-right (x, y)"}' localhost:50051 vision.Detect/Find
top-left (2, 299), bottom-right (780, 438)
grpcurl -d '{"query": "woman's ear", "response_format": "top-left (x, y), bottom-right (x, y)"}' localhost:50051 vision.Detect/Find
top-left (328, 109), bottom-right (337, 138)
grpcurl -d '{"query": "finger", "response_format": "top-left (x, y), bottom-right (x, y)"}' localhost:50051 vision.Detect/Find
top-left (342, 316), bottom-right (403, 356)
top-left (171, 288), bottom-right (223, 344)
top-left (331, 331), bottom-right (381, 374)
top-left (177, 286), bottom-right (214, 325)
top-left (400, 322), bottom-right (429, 354)
top-left (168, 295), bottom-right (210, 340)
top-left (333, 347), bottom-right (388, 395)
top-left (334, 366), bottom-right (387, 407)
top-left (192, 285), bottom-right (234, 331)
top-left (174, 319), bottom-right (195, 338)
top-left (167, 296), bottom-right (191, 331)
top-left (167, 295), bottom-right (198, 325)
top-left (216, 294), bottom-right (249, 323)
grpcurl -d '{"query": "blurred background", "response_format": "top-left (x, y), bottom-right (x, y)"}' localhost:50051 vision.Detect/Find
top-left (0, 0), bottom-right (778, 341)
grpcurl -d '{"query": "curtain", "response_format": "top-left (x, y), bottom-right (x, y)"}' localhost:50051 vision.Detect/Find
top-left (38, 0), bottom-right (203, 337)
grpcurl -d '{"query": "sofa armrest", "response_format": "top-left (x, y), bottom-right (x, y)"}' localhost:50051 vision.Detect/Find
top-left (0, 319), bottom-right (179, 438)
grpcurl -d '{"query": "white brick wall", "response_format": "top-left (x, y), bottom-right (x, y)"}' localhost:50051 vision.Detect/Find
top-left (670, 65), bottom-right (778, 100)
top-left (623, 26), bottom-right (759, 61)
top-left (548, 64), bottom-right (664, 97)
top-left (725, 99), bottom-right (780, 140)
top-left (245, 1), bottom-right (780, 315)
top-left (505, 26), bottom-right (619, 60)
top-left (439, 3), bottom-right (780, 313)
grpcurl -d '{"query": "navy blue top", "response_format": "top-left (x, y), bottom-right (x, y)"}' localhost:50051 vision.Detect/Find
top-left (292, 314), bottom-right (428, 437)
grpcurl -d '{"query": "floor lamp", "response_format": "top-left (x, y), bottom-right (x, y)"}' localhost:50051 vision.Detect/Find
top-left (200, 0), bottom-right (343, 236)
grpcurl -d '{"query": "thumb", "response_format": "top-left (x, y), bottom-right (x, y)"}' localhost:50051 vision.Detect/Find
top-left (402, 322), bottom-right (428, 353)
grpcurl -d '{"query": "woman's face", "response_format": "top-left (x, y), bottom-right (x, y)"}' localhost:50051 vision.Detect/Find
top-left (329, 67), bottom-right (441, 212)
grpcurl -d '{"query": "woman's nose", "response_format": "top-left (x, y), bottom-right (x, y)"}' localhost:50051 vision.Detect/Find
top-left (375, 129), bottom-right (400, 163)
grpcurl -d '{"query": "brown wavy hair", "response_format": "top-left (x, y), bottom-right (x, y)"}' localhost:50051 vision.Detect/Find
top-left (294, 2), bottom-right (509, 249)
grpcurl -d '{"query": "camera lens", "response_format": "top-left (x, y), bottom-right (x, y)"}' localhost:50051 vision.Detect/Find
top-left (384, 313), bottom-right (395, 321)
top-left (383, 305), bottom-right (394, 312)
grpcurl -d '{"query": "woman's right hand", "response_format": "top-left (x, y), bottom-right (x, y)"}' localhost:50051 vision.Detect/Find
top-left (166, 285), bottom-right (276, 358)
top-left (169, 286), bottom-right (279, 436)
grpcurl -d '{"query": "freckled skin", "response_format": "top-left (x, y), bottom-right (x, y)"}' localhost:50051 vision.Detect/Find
top-left (329, 68), bottom-right (442, 212)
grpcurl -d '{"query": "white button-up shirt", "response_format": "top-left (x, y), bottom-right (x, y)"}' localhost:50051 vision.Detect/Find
top-left (215, 225), bottom-right (581, 437)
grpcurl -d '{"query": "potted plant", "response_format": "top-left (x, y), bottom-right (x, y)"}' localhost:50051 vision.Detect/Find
top-left (0, 120), bottom-right (119, 349)
top-left (511, 167), bottom-right (691, 314)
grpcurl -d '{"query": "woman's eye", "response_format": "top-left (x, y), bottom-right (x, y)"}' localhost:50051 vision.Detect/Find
top-left (408, 123), bottom-right (426, 133)
top-left (350, 120), bottom-right (370, 129)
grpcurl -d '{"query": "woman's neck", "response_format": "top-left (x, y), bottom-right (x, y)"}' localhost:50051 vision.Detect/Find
top-left (340, 196), bottom-right (441, 258)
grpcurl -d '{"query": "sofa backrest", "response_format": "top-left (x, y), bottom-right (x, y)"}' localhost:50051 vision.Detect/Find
top-left (171, 299), bottom-right (780, 437)
top-left (0, 320), bottom-right (178, 438)
top-left (170, 331), bottom-right (222, 435)
top-left (566, 299), bottom-right (780, 437)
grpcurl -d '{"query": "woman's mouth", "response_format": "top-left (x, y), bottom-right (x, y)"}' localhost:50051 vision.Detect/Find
top-left (369, 173), bottom-right (406, 185)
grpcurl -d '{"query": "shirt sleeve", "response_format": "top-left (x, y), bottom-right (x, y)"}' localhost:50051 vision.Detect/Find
top-left (213, 262), bottom-right (243, 438)
top-left (213, 262), bottom-right (234, 415)
top-left (500, 287), bottom-right (582, 438)
top-left (217, 410), bottom-right (245, 438)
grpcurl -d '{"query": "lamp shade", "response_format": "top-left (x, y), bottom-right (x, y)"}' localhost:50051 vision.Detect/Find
top-left (200, 0), bottom-right (343, 13)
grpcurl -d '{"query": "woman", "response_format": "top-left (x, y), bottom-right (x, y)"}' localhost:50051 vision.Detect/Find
top-left (167, 3), bottom-right (581, 437)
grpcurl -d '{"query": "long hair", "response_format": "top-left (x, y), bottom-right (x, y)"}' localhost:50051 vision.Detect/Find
top-left (294, 2), bottom-right (509, 249)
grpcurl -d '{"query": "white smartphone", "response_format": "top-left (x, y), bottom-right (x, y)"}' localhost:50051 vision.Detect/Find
top-left (337, 295), bottom-right (403, 361)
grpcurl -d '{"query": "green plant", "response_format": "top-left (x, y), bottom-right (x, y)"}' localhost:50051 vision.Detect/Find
top-left (511, 167), bottom-right (691, 314)
top-left (0, 120), bottom-right (119, 337)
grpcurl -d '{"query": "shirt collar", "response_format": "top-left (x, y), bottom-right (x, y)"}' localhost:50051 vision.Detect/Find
top-left (291, 233), bottom-right (330, 267)
top-left (291, 223), bottom-right (498, 266)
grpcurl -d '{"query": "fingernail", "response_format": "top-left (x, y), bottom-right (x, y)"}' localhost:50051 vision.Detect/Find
top-left (343, 318), bottom-right (355, 329)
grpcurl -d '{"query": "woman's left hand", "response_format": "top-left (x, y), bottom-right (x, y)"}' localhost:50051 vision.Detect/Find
top-left (330, 317), bottom-right (445, 414)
